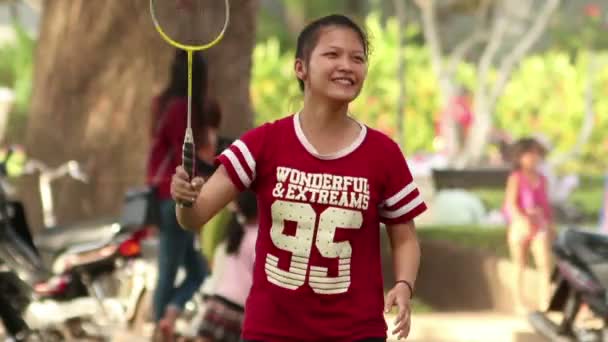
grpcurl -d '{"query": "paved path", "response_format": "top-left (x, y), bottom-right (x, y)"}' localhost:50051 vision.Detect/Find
top-left (388, 312), bottom-right (541, 342)
top-left (109, 311), bottom-right (542, 342)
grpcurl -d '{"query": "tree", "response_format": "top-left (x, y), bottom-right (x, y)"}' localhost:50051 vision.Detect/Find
top-left (393, 0), bottom-right (407, 150)
top-left (550, 3), bottom-right (607, 167)
top-left (415, 0), bottom-right (561, 167)
top-left (21, 0), bottom-right (258, 230)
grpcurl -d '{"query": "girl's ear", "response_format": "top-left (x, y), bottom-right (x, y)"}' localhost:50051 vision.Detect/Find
top-left (294, 58), bottom-right (307, 84)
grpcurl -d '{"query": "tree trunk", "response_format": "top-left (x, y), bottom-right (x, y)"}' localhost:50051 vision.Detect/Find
top-left (21, 0), bottom-right (258, 230)
top-left (206, 0), bottom-right (259, 138)
top-left (393, 0), bottom-right (407, 150)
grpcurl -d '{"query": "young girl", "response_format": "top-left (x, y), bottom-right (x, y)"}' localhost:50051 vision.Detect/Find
top-left (197, 191), bottom-right (258, 342)
top-left (504, 137), bottom-right (555, 313)
top-left (171, 15), bottom-right (426, 341)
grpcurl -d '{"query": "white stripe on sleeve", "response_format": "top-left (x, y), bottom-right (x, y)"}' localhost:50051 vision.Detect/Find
top-left (221, 149), bottom-right (252, 187)
top-left (379, 194), bottom-right (424, 219)
top-left (381, 182), bottom-right (417, 208)
top-left (233, 140), bottom-right (256, 178)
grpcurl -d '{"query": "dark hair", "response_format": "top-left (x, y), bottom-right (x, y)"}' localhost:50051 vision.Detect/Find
top-left (510, 137), bottom-right (547, 169)
top-left (225, 191), bottom-right (258, 255)
top-left (154, 49), bottom-right (219, 145)
top-left (204, 99), bottom-right (222, 129)
top-left (295, 14), bottom-right (369, 91)
top-left (194, 98), bottom-right (222, 150)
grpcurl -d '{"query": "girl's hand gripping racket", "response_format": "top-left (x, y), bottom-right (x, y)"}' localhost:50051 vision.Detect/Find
top-left (150, 0), bottom-right (230, 207)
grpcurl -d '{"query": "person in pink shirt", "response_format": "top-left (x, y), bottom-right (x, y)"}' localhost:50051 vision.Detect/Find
top-left (197, 190), bottom-right (258, 342)
top-left (503, 137), bottom-right (555, 314)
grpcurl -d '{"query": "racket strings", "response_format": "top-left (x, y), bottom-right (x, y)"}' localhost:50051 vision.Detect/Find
top-left (150, 0), bottom-right (229, 49)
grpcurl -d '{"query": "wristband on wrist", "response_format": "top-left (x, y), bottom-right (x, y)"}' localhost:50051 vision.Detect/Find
top-left (395, 280), bottom-right (414, 299)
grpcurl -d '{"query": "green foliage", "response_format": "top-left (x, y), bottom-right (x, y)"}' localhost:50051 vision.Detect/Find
top-left (255, 7), bottom-right (294, 53)
top-left (549, 3), bottom-right (608, 53)
top-left (251, 13), bottom-right (608, 172)
top-left (349, 15), bottom-right (439, 152)
top-left (495, 51), bottom-right (608, 172)
top-left (256, 0), bottom-right (370, 52)
top-left (251, 38), bottom-right (303, 121)
top-left (0, 21), bottom-right (35, 142)
top-left (200, 208), bottom-right (231, 262)
top-left (417, 225), bottom-right (509, 259)
top-left (0, 22), bottom-right (35, 115)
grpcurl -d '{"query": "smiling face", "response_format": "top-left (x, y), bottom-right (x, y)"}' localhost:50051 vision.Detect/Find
top-left (295, 26), bottom-right (368, 104)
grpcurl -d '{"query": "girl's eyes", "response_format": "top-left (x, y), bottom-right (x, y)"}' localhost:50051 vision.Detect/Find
top-left (323, 52), bottom-right (366, 63)
top-left (353, 56), bottom-right (366, 63)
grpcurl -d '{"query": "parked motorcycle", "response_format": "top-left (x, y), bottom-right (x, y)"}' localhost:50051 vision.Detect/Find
top-left (0, 160), bottom-right (158, 340)
top-left (529, 227), bottom-right (608, 341)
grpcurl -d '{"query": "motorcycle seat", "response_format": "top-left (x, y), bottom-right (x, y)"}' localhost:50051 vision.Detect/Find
top-left (34, 218), bottom-right (119, 255)
top-left (560, 228), bottom-right (608, 264)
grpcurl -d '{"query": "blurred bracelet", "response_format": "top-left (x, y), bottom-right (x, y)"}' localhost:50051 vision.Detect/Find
top-left (396, 280), bottom-right (414, 299)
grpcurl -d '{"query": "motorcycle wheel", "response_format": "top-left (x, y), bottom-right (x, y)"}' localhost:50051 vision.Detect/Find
top-left (557, 285), bottom-right (581, 336)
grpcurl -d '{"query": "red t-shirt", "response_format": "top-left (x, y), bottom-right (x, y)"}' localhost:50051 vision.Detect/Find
top-left (216, 113), bottom-right (427, 341)
top-left (147, 97), bottom-right (188, 199)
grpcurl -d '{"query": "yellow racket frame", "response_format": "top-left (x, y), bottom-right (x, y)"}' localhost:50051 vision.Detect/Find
top-left (150, 0), bottom-right (230, 129)
top-left (149, 0), bottom-right (230, 52)
top-left (149, 0), bottom-right (230, 188)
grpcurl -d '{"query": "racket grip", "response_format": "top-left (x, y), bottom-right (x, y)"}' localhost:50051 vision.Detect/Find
top-left (181, 141), bottom-right (195, 208)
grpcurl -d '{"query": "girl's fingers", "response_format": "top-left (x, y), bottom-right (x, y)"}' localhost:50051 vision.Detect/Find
top-left (172, 189), bottom-right (197, 200)
top-left (191, 177), bottom-right (206, 190)
top-left (175, 166), bottom-right (190, 180)
top-left (391, 306), bottom-right (407, 335)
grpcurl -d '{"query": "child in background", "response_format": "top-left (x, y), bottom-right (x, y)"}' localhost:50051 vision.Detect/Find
top-left (504, 137), bottom-right (555, 313)
top-left (197, 191), bottom-right (258, 342)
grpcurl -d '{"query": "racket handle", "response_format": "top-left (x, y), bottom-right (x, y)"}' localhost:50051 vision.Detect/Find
top-left (181, 139), bottom-right (196, 208)
top-left (183, 141), bottom-right (195, 179)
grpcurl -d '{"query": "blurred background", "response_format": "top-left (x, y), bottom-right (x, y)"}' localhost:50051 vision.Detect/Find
top-left (0, 0), bottom-right (607, 341)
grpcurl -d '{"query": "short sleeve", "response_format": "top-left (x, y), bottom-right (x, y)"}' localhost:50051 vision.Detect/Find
top-left (379, 141), bottom-right (427, 225)
top-left (215, 123), bottom-right (268, 191)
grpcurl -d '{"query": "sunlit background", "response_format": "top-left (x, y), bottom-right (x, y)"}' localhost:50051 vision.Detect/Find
top-left (0, 1), bottom-right (607, 341)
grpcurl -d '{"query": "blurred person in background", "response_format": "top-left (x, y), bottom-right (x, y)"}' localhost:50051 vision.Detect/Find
top-left (503, 137), bottom-right (555, 314)
top-left (147, 49), bottom-right (219, 339)
top-left (434, 87), bottom-right (474, 156)
top-left (197, 190), bottom-right (258, 342)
